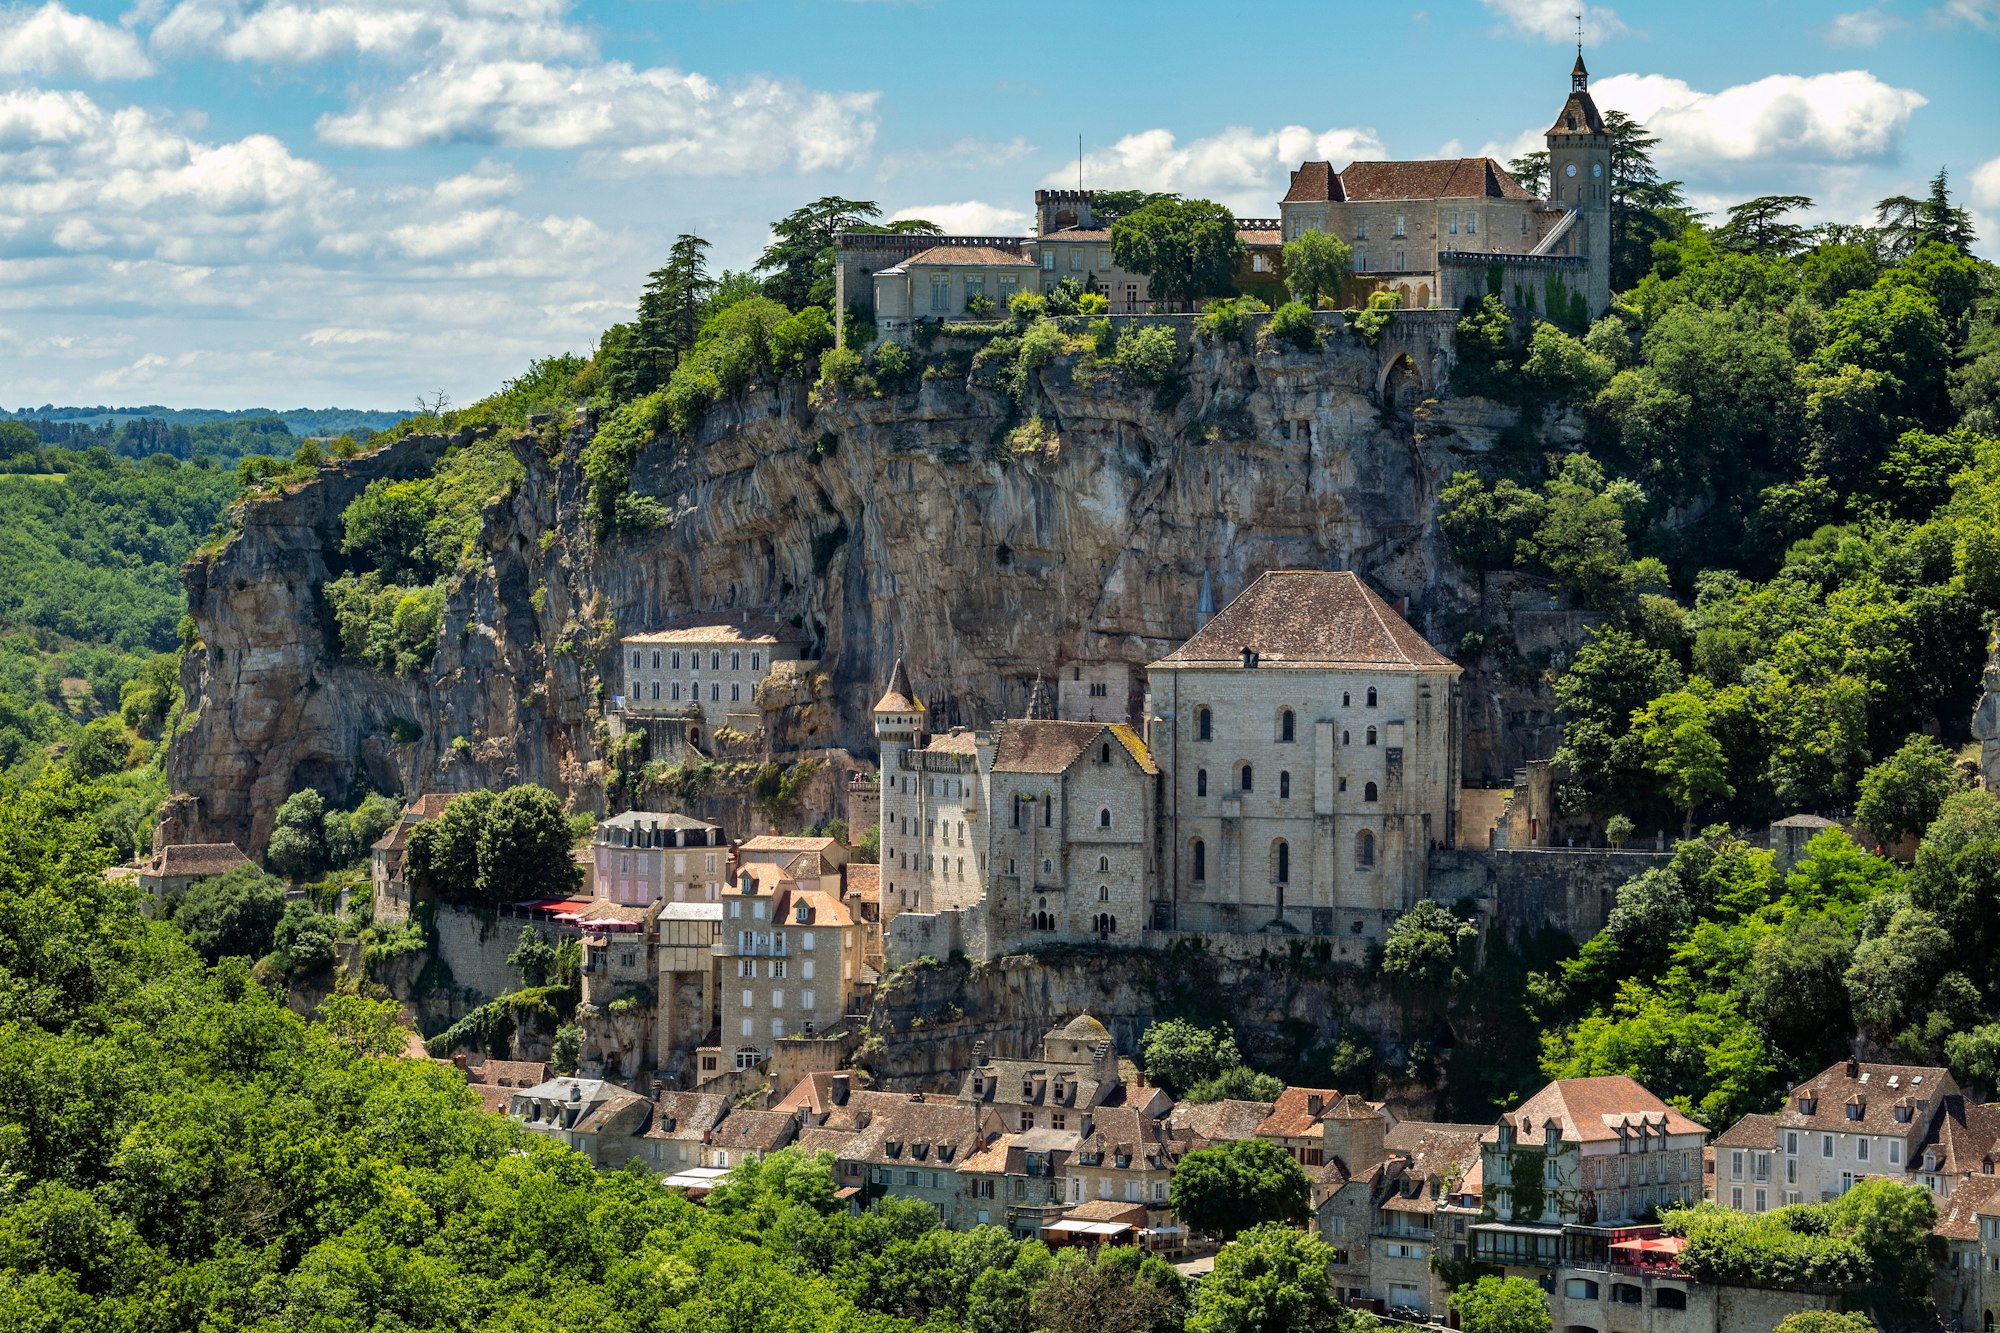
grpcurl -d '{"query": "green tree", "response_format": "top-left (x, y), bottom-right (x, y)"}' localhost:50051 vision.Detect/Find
top-left (1438, 473), bottom-right (1547, 573)
top-left (1449, 1275), bottom-right (1552, 1333)
top-left (1741, 914), bottom-right (1856, 1067)
top-left (1604, 111), bottom-right (1688, 291)
top-left (1141, 1018), bottom-right (1241, 1097)
top-left (1916, 168), bottom-right (1976, 254)
top-left (508, 925), bottom-right (558, 987)
top-left (1774, 1314), bottom-right (1878, 1333)
top-left (475, 784), bottom-right (577, 905)
top-left (1508, 150), bottom-right (1548, 198)
top-left (757, 196), bottom-right (880, 310)
top-left (1282, 230), bottom-right (1352, 308)
top-left (1715, 196), bottom-right (1816, 256)
top-left (341, 478), bottom-right (440, 583)
top-left (1632, 690), bottom-right (1734, 834)
top-left (1844, 904), bottom-right (1966, 1046)
top-left (1110, 197), bottom-right (1243, 311)
top-left (1855, 735), bottom-right (1966, 845)
top-left (1833, 1176), bottom-right (1939, 1300)
top-left (1031, 1246), bottom-right (1186, 1333)
top-left (270, 900), bottom-right (339, 976)
top-left (266, 788), bottom-right (330, 882)
top-left (769, 306), bottom-right (837, 375)
top-left (1188, 1223), bottom-right (1347, 1333)
top-left (1907, 789), bottom-right (2000, 982)
top-left (171, 863), bottom-right (286, 963)
top-left (1945, 1023), bottom-right (2000, 1098)
top-left (405, 788), bottom-right (495, 903)
top-left (1169, 1139), bottom-right (1310, 1240)
top-left (1380, 899), bottom-right (1476, 992)
top-left (1184, 1065), bottom-right (1286, 1103)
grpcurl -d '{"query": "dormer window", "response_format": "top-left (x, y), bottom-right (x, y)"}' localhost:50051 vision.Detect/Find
top-left (1845, 1100), bottom-right (1864, 1122)
top-left (1894, 1104), bottom-right (1912, 1124)
top-left (1799, 1094), bottom-right (1817, 1116)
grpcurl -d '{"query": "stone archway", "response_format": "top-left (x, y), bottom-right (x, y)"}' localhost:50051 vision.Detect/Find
top-left (1379, 352), bottom-right (1426, 415)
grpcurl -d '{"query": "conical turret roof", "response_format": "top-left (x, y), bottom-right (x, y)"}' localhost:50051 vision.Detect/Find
top-left (873, 657), bottom-right (924, 713)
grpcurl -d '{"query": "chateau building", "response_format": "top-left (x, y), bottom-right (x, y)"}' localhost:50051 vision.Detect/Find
top-left (1147, 570), bottom-right (1462, 942)
top-left (874, 660), bottom-right (993, 918)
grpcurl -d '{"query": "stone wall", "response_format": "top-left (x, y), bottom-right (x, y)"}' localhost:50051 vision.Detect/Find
top-left (433, 906), bottom-right (561, 1001)
top-left (1430, 846), bottom-right (1668, 942)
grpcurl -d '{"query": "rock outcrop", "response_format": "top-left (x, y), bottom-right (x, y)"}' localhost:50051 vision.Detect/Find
top-left (173, 311), bottom-right (1575, 849)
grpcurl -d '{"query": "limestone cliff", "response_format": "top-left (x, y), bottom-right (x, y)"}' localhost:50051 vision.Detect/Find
top-left (173, 310), bottom-right (1574, 849)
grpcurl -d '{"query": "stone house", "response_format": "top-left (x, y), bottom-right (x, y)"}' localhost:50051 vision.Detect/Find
top-left (592, 812), bottom-right (727, 907)
top-left (570, 1091), bottom-right (655, 1169)
top-left (955, 1129), bottom-right (1076, 1238)
top-left (138, 842), bottom-right (251, 902)
top-left (1255, 1087), bottom-right (1353, 1166)
top-left (735, 835), bottom-right (849, 893)
top-left (1473, 1076), bottom-right (1707, 1271)
top-left (984, 716), bottom-right (1159, 949)
top-left (1060, 1106), bottom-right (1189, 1217)
top-left (1932, 1173), bottom-right (2000, 1331)
top-left (707, 1108), bottom-right (802, 1167)
top-left (368, 791), bottom-right (465, 924)
top-left (957, 1015), bottom-right (1133, 1133)
top-left (715, 863), bottom-right (863, 1073)
top-left (509, 1076), bottom-right (629, 1150)
top-left (1707, 1113), bottom-right (1778, 1213)
top-left (839, 1095), bottom-right (997, 1223)
top-left (875, 661), bottom-right (992, 919)
top-left (1731, 1059), bottom-right (1963, 1205)
top-left (638, 1091), bottom-right (731, 1174)
top-left (872, 245), bottom-right (1038, 335)
top-left (451, 1056), bottom-right (552, 1114)
top-left (1169, 1097), bottom-right (1276, 1146)
top-left (616, 612), bottom-right (807, 743)
top-left (1147, 570), bottom-right (1462, 950)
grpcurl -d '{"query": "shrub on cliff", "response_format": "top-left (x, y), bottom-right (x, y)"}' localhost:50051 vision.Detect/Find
top-left (1265, 301), bottom-right (1321, 352)
top-left (770, 305), bottom-right (836, 376)
top-left (322, 573), bottom-right (444, 673)
top-left (1113, 323), bottom-right (1180, 386)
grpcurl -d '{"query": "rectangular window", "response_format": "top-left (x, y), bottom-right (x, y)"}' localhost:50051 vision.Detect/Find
top-left (771, 1018), bottom-right (785, 1038)
top-left (740, 1017), bottom-right (753, 1037)
top-left (1098, 250), bottom-right (1111, 269)
top-left (1393, 214), bottom-right (1405, 237)
top-left (964, 275), bottom-right (984, 302)
top-left (801, 931), bottom-right (815, 951)
top-left (1785, 1131), bottom-right (1799, 1155)
top-left (771, 990), bottom-right (784, 1009)
top-left (1730, 1151), bottom-right (1743, 1181)
top-left (1252, 253), bottom-right (1266, 273)
top-left (1356, 219), bottom-right (1367, 240)
top-left (770, 960), bottom-right (785, 979)
top-left (1447, 214), bottom-right (1458, 235)
top-left (740, 989), bottom-right (753, 1009)
top-left (802, 959), bottom-right (815, 980)
top-left (802, 989), bottom-right (814, 1010)
top-left (738, 960), bottom-right (754, 978)
top-left (1467, 213), bottom-right (1477, 235)
top-left (1889, 1140), bottom-right (1902, 1165)
top-left (1754, 1187), bottom-right (1767, 1212)
top-left (1354, 249), bottom-right (1366, 272)
top-left (1823, 1135), bottom-right (1834, 1158)
top-left (1069, 250), bottom-right (1082, 271)
top-left (1857, 1138), bottom-right (1869, 1162)
top-left (998, 275), bottom-right (1018, 300)
top-left (931, 277), bottom-right (950, 312)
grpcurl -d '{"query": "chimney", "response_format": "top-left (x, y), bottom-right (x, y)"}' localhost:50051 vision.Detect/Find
top-left (452, 1053), bottom-right (469, 1071)
top-left (569, 1083), bottom-right (582, 1102)
top-left (831, 1073), bottom-right (851, 1107)
top-left (1307, 1093), bottom-right (1324, 1117)
top-left (1846, 1058), bottom-right (1860, 1079)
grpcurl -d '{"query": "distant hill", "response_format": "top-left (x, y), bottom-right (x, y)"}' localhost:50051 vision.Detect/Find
top-left (2, 404), bottom-right (409, 439)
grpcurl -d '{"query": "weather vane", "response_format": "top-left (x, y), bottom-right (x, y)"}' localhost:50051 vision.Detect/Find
top-left (1576, 12), bottom-right (1583, 53)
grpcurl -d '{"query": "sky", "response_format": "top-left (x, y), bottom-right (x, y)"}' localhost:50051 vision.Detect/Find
top-left (1, 0), bottom-right (1997, 411)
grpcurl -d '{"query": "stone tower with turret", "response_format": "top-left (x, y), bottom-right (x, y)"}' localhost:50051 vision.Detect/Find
top-left (1544, 47), bottom-right (1613, 316)
top-left (873, 658), bottom-right (926, 916)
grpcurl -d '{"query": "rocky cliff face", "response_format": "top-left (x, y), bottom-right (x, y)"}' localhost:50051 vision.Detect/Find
top-left (173, 311), bottom-right (1572, 849)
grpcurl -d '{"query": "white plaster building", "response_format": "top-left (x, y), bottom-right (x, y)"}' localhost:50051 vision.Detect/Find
top-left (1146, 570), bottom-right (1461, 947)
top-left (618, 612), bottom-right (807, 742)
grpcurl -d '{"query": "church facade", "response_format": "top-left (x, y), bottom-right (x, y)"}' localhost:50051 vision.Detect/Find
top-left (874, 571), bottom-right (1462, 964)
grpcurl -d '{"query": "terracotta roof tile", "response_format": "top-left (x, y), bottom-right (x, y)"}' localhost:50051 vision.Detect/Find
top-left (1283, 161), bottom-right (1343, 203)
top-left (873, 657), bottom-right (924, 714)
top-left (1934, 1173), bottom-right (2000, 1240)
top-left (1776, 1061), bottom-right (1957, 1136)
top-left (990, 720), bottom-right (1156, 776)
top-left (622, 612), bottom-right (798, 646)
top-left (1155, 571), bottom-right (1457, 672)
top-left (1169, 1098), bottom-right (1275, 1143)
top-left (1257, 1087), bottom-right (1346, 1140)
top-left (1926, 1098), bottom-right (2000, 1175)
top-left (903, 245), bottom-right (1036, 268)
top-left (1711, 1113), bottom-right (1779, 1150)
top-left (1336, 158), bottom-right (1535, 202)
top-left (922, 730), bottom-right (980, 756)
top-left (647, 1091), bottom-right (731, 1141)
top-left (1487, 1077), bottom-right (1708, 1144)
top-left (712, 1109), bottom-right (800, 1154)
top-left (405, 793), bottom-right (463, 820)
top-left (843, 864), bottom-right (881, 904)
top-left (741, 835), bottom-right (843, 854)
top-left (841, 1098), bottom-right (990, 1166)
top-left (1546, 90), bottom-right (1608, 138)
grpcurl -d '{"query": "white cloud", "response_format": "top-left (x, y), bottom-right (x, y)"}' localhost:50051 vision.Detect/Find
top-left (889, 201), bottom-right (1029, 236)
top-left (1826, 8), bottom-right (1902, 44)
top-left (149, 0), bottom-right (882, 176)
top-left (1971, 155), bottom-right (2000, 211)
top-left (1593, 70), bottom-right (1927, 168)
top-left (0, 2), bottom-right (152, 78)
top-left (1047, 124), bottom-right (1388, 217)
top-left (315, 61), bottom-right (878, 173)
top-left (1478, 0), bottom-right (1629, 41)
top-left (877, 135), bottom-right (1034, 181)
top-left (1932, 0), bottom-right (2000, 30)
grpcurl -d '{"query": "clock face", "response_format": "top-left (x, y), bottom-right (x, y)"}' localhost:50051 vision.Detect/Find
top-left (1592, 163), bottom-right (1603, 178)
top-left (1565, 163), bottom-right (1578, 178)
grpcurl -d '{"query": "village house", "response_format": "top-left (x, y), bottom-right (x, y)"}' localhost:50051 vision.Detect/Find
top-left (957, 1014), bottom-right (1154, 1133)
top-left (870, 244), bottom-right (1038, 336)
top-left (837, 1094), bottom-right (996, 1223)
top-left (508, 1076), bottom-right (630, 1152)
top-left (138, 841), bottom-right (251, 903)
top-left (592, 811), bottom-right (727, 906)
top-left (616, 612), bottom-right (808, 745)
top-left (369, 791), bottom-right (463, 924)
top-left (638, 1091), bottom-right (731, 1174)
top-left (956, 1128), bottom-right (1077, 1239)
top-left (1256, 1087), bottom-right (1356, 1166)
top-left (1707, 1113), bottom-right (1779, 1213)
top-left (1932, 1173), bottom-right (2000, 1331)
top-left (1057, 1104), bottom-right (1191, 1226)
top-left (449, 1056), bottom-right (551, 1115)
top-left (874, 662), bottom-right (992, 919)
top-left (711, 862), bottom-right (863, 1075)
top-left (707, 1108), bottom-right (802, 1167)
top-left (1169, 1097), bottom-right (1277, 1146)
top-left (656, 900), bottom-right (723, 1076)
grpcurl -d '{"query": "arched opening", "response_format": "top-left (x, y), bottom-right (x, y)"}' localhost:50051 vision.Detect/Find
top-left (689, 725), bottom-right (702, 748)
top-left (1356, 830), bottom-right (1375, 867)
top-left (1274, 840), bottom-right (1290, 883)
top-left (1196, 707), bottom-right (1211, 741)
top-left (1093, 913), bottom-right (1116, 936)
top-left (1279, 709), bottom-right (1295, 742)
top-left (1197, 769), bottom-right (1208, 797)
top-left (1364, 781), bottom-right (1379, 803)
top-left (1279, 770), bottom-right (1291, 799)
top-left (1043, 795), bottom-right (1052, 827)
top-left (1366, 726), bottom-right (1378, 745)
top-left (1240, 763), bottom-right (1254, 793)
top-left (1414, 282), bottom-right (1431, 308)
top-left (1191, 839), bottom-right (1206, 882)
top-left (1098, 884), bottom-right (1110, 902)
top-left (1097, 855), bottom-right (1109, 873)
top-left (1098, 808), bottom-right (1112, 828)
top-left (1366, 687), bottom-right (1378, 707)
top-left (1034, 910), bottom-right (1055, 931)
top-left (1100, 742), bottom-right (1111, 763)
top-left (1342, 729), bottom-right (1350, 745)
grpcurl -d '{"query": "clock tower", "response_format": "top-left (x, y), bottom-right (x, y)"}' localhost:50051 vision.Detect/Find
top-left (1544, 47), bottom-right (1613, 316)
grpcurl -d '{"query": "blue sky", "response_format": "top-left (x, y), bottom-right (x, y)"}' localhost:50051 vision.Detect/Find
top-left (0, 0), bottom-right (1996, 409)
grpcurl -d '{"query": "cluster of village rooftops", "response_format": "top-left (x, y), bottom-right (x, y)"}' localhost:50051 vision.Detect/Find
top-left (457, 1027), bottom-right (2000, 1333)
top-left (832, 52), bottom-right (1614, 338)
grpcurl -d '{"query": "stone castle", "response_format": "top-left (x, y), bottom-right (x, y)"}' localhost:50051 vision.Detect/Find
top-left (834, 52), bottom-right (1612, 340)
top-left (874, 570), bottom-right (1462, 963)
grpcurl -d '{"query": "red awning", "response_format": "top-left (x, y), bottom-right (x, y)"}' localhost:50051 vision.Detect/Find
top-left (1610, 1237), bottom-right (1685, 1254)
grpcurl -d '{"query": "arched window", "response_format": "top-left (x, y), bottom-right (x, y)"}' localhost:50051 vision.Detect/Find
top-left (1012, 799), bottom-right (1022, 829)
top-left (1274, 840), bottom-right (1290, 883)
top-left (1098, 855), bottom-right (1109, 872)
top-left (1100, 742), bottom-right (1111, 763)
top-left (710, 651), bottom-right (720, 671)
top-left (1366, 686), bottom-right (1378, 707)
top-left (1197, 769), bottom-right (1208, 798)
top-left (1098, 884), bottom-right (1110, 902)
top-left (1098, 808), bottom-right (1112, 828)
top-left (1356, 830), bottom-right (1376, 867)
top-left (1240, 764), bottom-right (1254, 793)
top-left (1279, 771), bottom-right (1291, 799)
top-left (1196, 708), bottom-right (1211, 741)
top-left (1364, 781), bottom-right (1379, 803)
top-left (1043, 795), bottom-right (1053, 827)
top-left (1342, 730), bottom-right (1351, 746)
top-left (1042, 859), bottom-right (1053, 875)
top-left (1342, 691), bottom-right (1350, 707)
top-left (1279, 709), bottom-right (1295, 743)
top-left (651, 649), bottom-right (661, 669)
top-left (1366, 726), bottom-right (1378, 746)
top-left (1191, 839), bottom-right (1206, 882)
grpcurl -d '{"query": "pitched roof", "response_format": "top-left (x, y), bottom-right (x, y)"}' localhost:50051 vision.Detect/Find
top-left (1238, 227), bottom-right (1282, 246)
top-left (1337, 158), bottom-right (1536, 202)
top-left (146, 843), bottom-right (252, 878)
top-left (371, 821), bottom-right (412, 853)
top-left (1777, 1060), bottom-right (1958, 1136)
top-left (462, 1058), bottom-right (551, 1089)
top-left (922, 729), bottom-right (980, 756)
top-left (844, 863), bottom-right (881, 904)
top-left (1155, 571), bottom-right (1456, 672)
top-left (406, 792), bottom-right (464, 820)
top-left (647, 1091), bottom-right (731, 1141)
top-left (1171, 1098), bottom-right (1277, 1144)
top-left (903, 244), bottom-right (1036, 267)
top-left (1772, 814), bottom-right (1840, 829)
top-left (1041, 227), bottom-right (1114, 242)
top-left (1056, 1013), bottom-right (1113, 1042)
top-left (1065, 1199), bottom-right (1150, 1224)
top-left (961, 1059), bottom-right (1110, 1112)
top-left (1922, 1097), bottom-right (2000, 1175)
top-left (1258, 1087), bottom-right (1346, 1140)
top-left (991, 720), bottom-right (1156, 776)
top-left (873, 657), bottom-right (924, 713)
top-left (740, 835), bottom-right (842, 854)
top-left (622, 612), bottom-right (796, 646)
top-left (712, 1109), bottom-right (801, 1154)
top-left (1546, 89), bottom-right (1608, 138)
top-left (1487, 1076), bottom-right (1708, 1144)
top-left (1711, 1113), bottom-right (1779, 1150)
top-left (1283, 161), bottom-right (1343, 203)
top-left (574, 1092), bottom-right (651, 1135)
top-left (600, 811), bottom-right (722, 832)
top-left (840, 1098), bottom-right (989, 1166)
top-left (1933, 1172), bottom-right (2000, 1240)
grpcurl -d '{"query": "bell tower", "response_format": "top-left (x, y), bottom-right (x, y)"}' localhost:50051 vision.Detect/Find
top-left (1544, 40), bottom-right (1612, 316)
